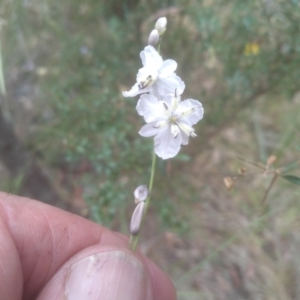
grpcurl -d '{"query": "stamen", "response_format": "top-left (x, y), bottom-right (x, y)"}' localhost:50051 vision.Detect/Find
top-left (138, 75), bottom-right (153, 90)
top-left (138, 81), bottom-right (146, 89)
top-left (171, 124), bottom-right (180, 137)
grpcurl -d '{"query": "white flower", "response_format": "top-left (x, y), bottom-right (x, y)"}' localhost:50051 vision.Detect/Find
top-left (137, 93), bottom-right (204, 159)
top-left (122, 45), bottom-right (185, 98)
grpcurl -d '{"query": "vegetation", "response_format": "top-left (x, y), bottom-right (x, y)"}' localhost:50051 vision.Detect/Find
top-left (1, 0), bottom-right (299, 298)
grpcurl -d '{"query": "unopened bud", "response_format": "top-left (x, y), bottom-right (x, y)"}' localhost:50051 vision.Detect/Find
top-left (148, 29), bottom-right (160, 46)
top-left (155, 17), bottom-right (167, 35)
top-left (130, 202), bottom-right (145, 236)
top-left (134, 185), bottom-right (149, 204)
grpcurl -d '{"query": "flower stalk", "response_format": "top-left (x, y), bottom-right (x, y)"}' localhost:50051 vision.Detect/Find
top-left (129, 149), bottom-right (157, 251)
top-left (126, 16), bottom-right (203, 252)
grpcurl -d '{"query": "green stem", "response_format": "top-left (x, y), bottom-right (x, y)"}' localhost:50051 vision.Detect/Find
top-left (145, 149), bottom-right (157, 213)
top-left (0, 34), bottom-right (6, 96)
top-left (261, 172), bottom-right (278, 206)
top-left (130, 148), bottom-right (157, 251)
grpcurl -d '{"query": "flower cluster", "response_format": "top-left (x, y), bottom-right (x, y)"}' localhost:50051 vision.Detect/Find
top-left (123, 17), bottom-right (204, 159)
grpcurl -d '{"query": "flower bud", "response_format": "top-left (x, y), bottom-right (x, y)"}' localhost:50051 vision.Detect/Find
top-left (155, 17), bottom-right (167, 35)
top-left (134, 185), bottom-right (149, 204)
top-left (130, 202), bottom-right (145, 236)
top-left (148, 29), bottom-right (159, 46)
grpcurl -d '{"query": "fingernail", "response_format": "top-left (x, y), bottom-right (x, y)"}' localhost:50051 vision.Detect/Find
top-left (64, 250), bottom-right (153, 300)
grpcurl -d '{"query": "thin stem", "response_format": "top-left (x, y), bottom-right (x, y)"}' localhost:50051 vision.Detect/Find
top-left (261, 172), bottom-right (278, 205)
top-left (129, 149), bottom-right (157, 251)
top-left (0, 35), bottom-right (6, 96)
top-left (237, 157), bottom-right (266, 170)
top-left (145, 149), bottom-right (157, 213)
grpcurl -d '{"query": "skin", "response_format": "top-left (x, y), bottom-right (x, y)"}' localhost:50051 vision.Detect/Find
top-left (0, 192), bottom-right (176, 300)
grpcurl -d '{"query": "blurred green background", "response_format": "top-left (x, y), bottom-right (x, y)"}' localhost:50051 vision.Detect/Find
top-left (0, 0), bottom-right (300, 299)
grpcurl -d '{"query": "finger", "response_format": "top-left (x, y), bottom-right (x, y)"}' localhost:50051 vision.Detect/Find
top-left (0, 192), bottom-right (113, 299)
top-left (0, 211), bottom-right (23, 299)
top-left (37, 244), bottom-right (176, 300)
top-left (37, 245), bottom-right (153, 300)
top-left (0, 192), bottom-right (176, 300)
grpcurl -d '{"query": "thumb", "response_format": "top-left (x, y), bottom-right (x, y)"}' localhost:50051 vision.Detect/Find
top-left (36, 245), bottom-right (169, 300)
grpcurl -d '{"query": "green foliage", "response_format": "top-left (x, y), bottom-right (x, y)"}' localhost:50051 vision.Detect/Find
top-left (1, 0), bottom-right (299, 230)
top-left (158, 197), bottom-right (189, 234)
top-left (1, 1), bottom-right (300, 297)
top-left (282, 175), bottom-right (300, 186)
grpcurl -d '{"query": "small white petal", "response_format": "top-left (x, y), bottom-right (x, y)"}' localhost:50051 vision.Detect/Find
top-left (136, 66), bottom-right (158, 84)
top-left (154, 127), bottom-right (182, 159)
top-left (122, 83), bottom-right (140, 97)
top-left (136, 94), bottom-right (167, 122)
top-left (158, 60), bottom-right (177, 78)
top-left (123, 81), bottom-right (153, 98)
top-left (136, 67), bottom-right (149, 82)
top-left (139, 122), bottom-right (161, 137)
top-left (159, 94), bottom-right (173, 107)
top-left (181, 131), bottom-right (189, 145)
top-left (140, 45), bottom-right (163, 69)
top-left (156, 74), bottom-right (185, 97)
top-left (154, 120), bottom-right (168, 128)
top-left (177, 99), bottom-right (204, 125)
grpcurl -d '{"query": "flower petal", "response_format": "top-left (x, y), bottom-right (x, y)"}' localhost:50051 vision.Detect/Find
top-left (122, 82), bottom-right (140, 97)
top-left (181, 131), bottom-right (189, 145)
top-left (154, 127), bottom-right (182, 159)
top-left (158, 59), bottom-right (177, 78)
top-left (156, 74), bottom-right (185, 97)
top-left (136, 94), bottom-right (167, 123)
top-left (140, 46), bottom-right (163, 69)
top-left (177, 99), bottom-right (204, 125)
top-left (136, 66), bottom-right (158, 83)
top-left (139, 122), bottom-right (161, 137)
top-left (122, 82), bottom-right (152, 97)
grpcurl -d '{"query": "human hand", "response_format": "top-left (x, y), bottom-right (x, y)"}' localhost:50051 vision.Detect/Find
top-left (0, 192), bottom-right (176, 300)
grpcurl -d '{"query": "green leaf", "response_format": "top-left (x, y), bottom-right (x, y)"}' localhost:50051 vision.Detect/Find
top-left (282, 175), bottom-right (300, 185)
top-left (281, 161), bottom-right (300, 173)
